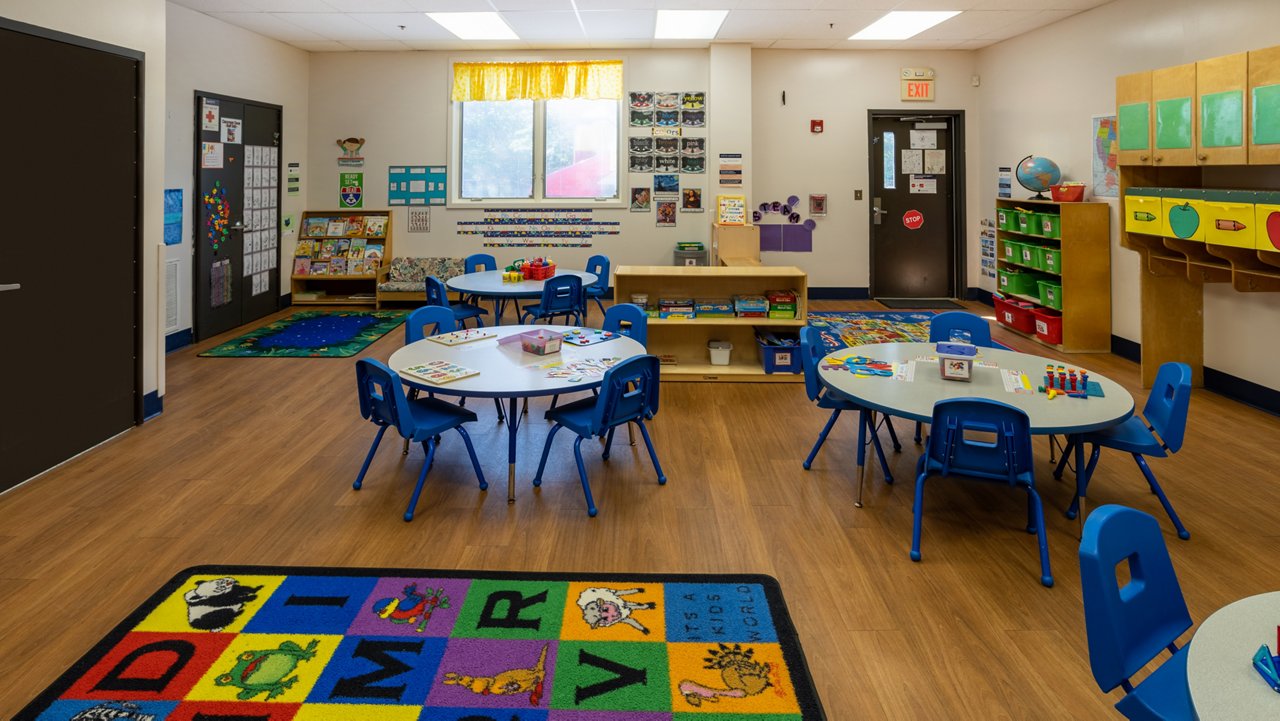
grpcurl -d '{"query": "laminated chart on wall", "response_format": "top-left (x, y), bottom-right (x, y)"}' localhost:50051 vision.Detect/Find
top-left (458, 209), bottom-right (620, 248)
top-left (244, 144), bottom-right (280, 296)
top-left (389, 165), bottom-right (447, 206)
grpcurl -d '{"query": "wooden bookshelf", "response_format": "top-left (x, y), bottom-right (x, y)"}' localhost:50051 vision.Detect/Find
top-left (290, 210), bottom-right (392, 306)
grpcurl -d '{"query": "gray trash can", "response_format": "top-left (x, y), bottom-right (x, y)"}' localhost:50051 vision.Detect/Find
top-left (674, 248), bottom-right (708, 266)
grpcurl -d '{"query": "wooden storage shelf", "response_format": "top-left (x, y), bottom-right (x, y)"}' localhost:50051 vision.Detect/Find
top-left (995, 198), bottom-right (1111, 353)
top-left (614, 265), bottom-right (808, 383)
top-left (290, 209), bottom-right (392, 306)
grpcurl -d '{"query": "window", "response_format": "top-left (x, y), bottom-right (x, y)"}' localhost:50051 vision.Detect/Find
top-left (450, 60), bottom-right (624, 205)
top-left (883, 131), bottom-right (896, 190)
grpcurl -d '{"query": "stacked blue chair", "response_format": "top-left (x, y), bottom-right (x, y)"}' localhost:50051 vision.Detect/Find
top-left (353, 358), bottom-right (487, 522)
top-left (520, 274), bottom-right (584, 326)
top-left (1054, 361), bottom-right (1192, 540)
top-left (425, 275), bottom-right (488, 328)
top-left (911, 397), bottom-right (1053, 587)
top-left (1079, 504), bottom-right (1195, 720)
top-left (583, 254), bottom-right (611, 318)
top-left (532, 354), bottom-right (666, 517)
top-left (464, 253), bottom-right (509, 321)
top-left (799, 326), bottom-right (895, 508)
top-left (404, 305), bottom-right (505, 425)
top-left (916, 311), bottom-right (994, 444)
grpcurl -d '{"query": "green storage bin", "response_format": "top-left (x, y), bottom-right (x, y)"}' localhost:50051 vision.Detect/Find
top-left (1042, 247), bottom-right (1062, 274)
top-left (1037, 278), bottom-right (1063, 310)
top-left (1024, 211), bottom-right (1044, 236)
top-left (999, 267), bottom-right (1041, 297)
top-left (997, 207), bottom-right (1018, 232)
top-left (1016, 211), bottom-right (1033, 234)
top-left (1003, 239), bottom-right (1024, 263)
top-left (1040, 213), bottom-right (1062, 239)
top-left (1019, 242), bottom-right (1044, 269)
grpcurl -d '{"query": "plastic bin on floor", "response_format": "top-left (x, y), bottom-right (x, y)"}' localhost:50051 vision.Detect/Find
top-left (994, 295), bottom-right (1036, 334)
top-left (1032, 307), bottom-right (1063, 345)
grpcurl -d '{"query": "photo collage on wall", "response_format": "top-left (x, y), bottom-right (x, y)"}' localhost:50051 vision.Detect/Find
top-left (628, 91), bottom-right (706, 225)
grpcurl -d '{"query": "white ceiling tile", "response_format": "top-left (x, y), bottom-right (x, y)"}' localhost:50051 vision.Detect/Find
top-left (575, 0), bottom-right (656, 9)
top-left (491, 0), bottom-right (575, 9)
top-left (401, 38), bottom-right (479, 49)
top-left (769, 38), bottom-right (841, 48)
top-left (401, 0), bottom-right (505, 10)
top-left (169, 0), bottom-right (261, 12)
top-left (206, 11), bottom-right (329, 40)
top-left (909, 9), bottom-right (1036, 40)
top-left (270, 12), bottom-right (393, 38)
top-left (889, 0), bottom-right (982, 10)
top-left (321, 0), bottom-right (417, 10)
top-left (812, 0), bottom-right (897, 8)
top-left (976, 8), bottom-right (1075, 38)
top-left (579, 9), bottom-right (656, 39)
top-left (502, 11), bottom-right (587, 40)
top-left (287, 39), bottom-right (353, 50)
top-left (339, 39), bottom-right (414, 49)
top-left (714, 10), bottom-right (800, 40)
top-left (780, 9), bottom-right (889, 39)
top-left (238, 0), bottom-right (342, 10)
top-left (654, 0), bottom-right (742, 8)
top-left (347, 12), bottom-right (460, 39)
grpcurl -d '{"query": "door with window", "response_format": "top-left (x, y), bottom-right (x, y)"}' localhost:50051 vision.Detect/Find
top-left (869, 113), bottom-right (964, 299)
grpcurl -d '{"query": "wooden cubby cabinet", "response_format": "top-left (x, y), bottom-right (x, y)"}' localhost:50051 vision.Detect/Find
top-left (995, 199), bottom-right (1111, 352)
top-left (290, 209), bottom-right (393, 306)
top-left (613, 265), bottom-right (808, 382)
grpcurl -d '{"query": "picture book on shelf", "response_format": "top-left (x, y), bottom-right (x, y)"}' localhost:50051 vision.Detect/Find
top-left (310, 261), bottom-right (329, 276)
top-left (318, 239), bottom-right (337, 260)
top-left (349, 238), bottom-right (367, 258)
top-left (350, 259), bottom-right (367, 275)
top-left (293, 258), bottom-right (311, 276)
top-left (303, 217), bottom-right (329, 237)
top-left (329, 257), bottom-right (347, 276)
top-left (325, 220), bottom-right (346, 237)
top-left (345, 216), bottom-right (365, 237)
top-left (401, 359), bottom-right (480, 385)
top-left (334, 238), bottom-right (351, 257)
top-left (364, 243), bottom-right (384, 262)
top-left (362, 215), bottom-right (388, 237)
top-left (294, 239), bottom-right (315, 257)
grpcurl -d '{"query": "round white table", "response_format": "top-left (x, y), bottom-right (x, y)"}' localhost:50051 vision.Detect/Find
top-left (446, 270), bottom-right (598, 324)
top-left (818, 342), bottom-right (1134, 512)
top-left (388, 324), bottom-right (644, 503)
top-left (1188, 591), bottom-right (1280, 719)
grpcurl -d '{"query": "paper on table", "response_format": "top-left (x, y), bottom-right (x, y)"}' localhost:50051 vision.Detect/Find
top-left (893, 361), bottom-right (916, 382)
top-left (1002, 368), bottom-right (1034, 394)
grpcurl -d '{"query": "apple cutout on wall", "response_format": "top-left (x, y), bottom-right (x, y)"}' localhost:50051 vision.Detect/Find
top-left (1168, 203), bottom-right (1200, 239)
top-left (1268, 211), bottom-right (1280, 251)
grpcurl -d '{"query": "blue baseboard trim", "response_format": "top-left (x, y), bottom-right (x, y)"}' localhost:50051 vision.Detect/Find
top-left (1204, 367), bottom-right (1280, 417)
top-left (809, 287), bottom-right (871, 300)
top-left (143, 391), bottom-right (163, 421)
top-left (967, 288), bottom-right (994, 306)
top-left (165, 328), bottom-right (193, 353)
top-left (1111, 335), bottom-right (1141, 364)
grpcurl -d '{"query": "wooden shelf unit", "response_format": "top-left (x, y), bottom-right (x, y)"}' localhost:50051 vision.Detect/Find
top-left (290, 209), bottom-right (392, 306)
top-left (614, 265), bottom-right (808, 383)
top-left (995, 198), bottom-right (1111, 352)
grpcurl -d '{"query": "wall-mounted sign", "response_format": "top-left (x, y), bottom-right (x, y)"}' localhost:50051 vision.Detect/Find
top-left (901, 67), bottom-right (936, 101)
top-left (903, 209), bottom-right (924, 229)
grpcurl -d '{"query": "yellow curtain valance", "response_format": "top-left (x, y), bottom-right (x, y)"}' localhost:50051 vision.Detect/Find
top-left (451, 60), bottom-right (623, 102)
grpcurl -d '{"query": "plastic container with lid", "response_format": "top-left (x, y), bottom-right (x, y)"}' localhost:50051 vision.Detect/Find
top-left (708, 340), bottom-right (732, 365)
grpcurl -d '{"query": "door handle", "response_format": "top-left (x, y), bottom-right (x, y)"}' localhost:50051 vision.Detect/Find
top-left (0, 283), bottom-right (19, 292)
top-left (872, 198), bottom-right (887, 225)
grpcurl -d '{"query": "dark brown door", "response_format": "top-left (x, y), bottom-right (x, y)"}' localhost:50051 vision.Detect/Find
top-left (193, 93), bottom-right (282, 339)
top-left (0, 24), bottom-right (140, 491)
top-left (870, 115), bottom-right (959, 299)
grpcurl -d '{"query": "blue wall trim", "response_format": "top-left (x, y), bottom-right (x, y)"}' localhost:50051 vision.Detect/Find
top-left (1111, 335), bottom-right (1141, 364)
top-left (967, 287), bottom-right (994, 306)
top-left (1204, 367), bottom-right (1280, 417)
top-left (809, 287), bottom-right (870, 300)
top-left (165, 328), bottom-right (193, 353)
top-left (143, 391), bottom-right (163, 421)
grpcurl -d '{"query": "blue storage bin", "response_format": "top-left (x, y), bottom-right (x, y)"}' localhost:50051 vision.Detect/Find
top-left (756, 332), bottom-right (802, 374)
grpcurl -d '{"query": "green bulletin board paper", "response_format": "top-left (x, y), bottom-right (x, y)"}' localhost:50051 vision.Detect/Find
top-left (1155, 97), bottom-right (1192, 149)
top-left (1253, 84), bottom-right (1280, 145)
top-left (1200, 90), bottom-right (1243, 148)
top-left (1118, 102), bottom-right (1150, 151)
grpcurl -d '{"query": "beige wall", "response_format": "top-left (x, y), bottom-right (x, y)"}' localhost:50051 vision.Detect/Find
top-left (977, 0), bottom-right (1280, 388)
top-left (5, 0), bottom-right (166, 397)
top-left (165, 2), bottom-right (310, 340)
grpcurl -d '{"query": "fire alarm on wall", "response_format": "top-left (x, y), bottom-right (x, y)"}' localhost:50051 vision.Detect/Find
top-left (811, 119), bottom-right (824, 133)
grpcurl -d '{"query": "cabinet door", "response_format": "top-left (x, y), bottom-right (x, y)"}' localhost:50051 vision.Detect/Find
top-left (1117, 71), bottom-right (1153, 166)
top-left (1197, 53), bottom-right (1247, 165)
top-left (1249, 45), bottom-right (1280, 164)
top-left (1152, 64), bottom-right (1197, 166)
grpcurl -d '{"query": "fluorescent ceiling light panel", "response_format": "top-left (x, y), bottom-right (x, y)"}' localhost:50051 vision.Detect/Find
top-left (426, 12), bottom-right (520, 40)
top-left (654, 10), bottom-right (729, 40)
top-left (849, 11), bottom-right (961, 40)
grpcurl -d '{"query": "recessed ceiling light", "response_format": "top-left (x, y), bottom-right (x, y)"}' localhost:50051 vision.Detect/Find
top-left (849, 11), bottom-right (961, 40)
top-left (654, 10), bottom-right (729, 40)
top-left (426, 12), bottom-right (519, 40)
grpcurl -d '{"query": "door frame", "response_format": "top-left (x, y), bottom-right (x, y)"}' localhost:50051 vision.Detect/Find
top-left (866, 109), bottom-right (967, 300)
top-left (191, 90), bottom-right (284, 340)
top-left (1, 16), bottom-right (145, 426)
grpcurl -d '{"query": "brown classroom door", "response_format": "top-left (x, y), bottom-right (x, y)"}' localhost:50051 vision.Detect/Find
top-left (869, 113), bottom-right (964, 299)
top-left (0, 21), bottom-right (142, 492)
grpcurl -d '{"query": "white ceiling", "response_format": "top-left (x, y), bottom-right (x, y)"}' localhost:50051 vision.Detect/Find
top-left (170, 0), bottom-right (1113, 51)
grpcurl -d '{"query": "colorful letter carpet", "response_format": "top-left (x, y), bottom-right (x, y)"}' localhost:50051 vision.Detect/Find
top-left (16, 566), bottom-right (825, 720)
top-left (199, 311), bottom-right (407, 358)
top-left (808, 311), bottom-right (1007, 353)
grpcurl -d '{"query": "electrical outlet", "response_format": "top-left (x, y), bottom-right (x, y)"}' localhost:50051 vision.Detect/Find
top-left (854, 189), bottom-right (863, 200)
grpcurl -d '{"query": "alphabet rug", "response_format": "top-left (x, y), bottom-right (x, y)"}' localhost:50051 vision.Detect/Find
top-left (16, 566), bottom-right (825, 720)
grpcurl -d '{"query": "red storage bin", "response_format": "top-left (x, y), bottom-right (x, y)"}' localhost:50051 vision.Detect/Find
top-left (994, 294), bottom-right (1036, 334)
top-left (1032, 307), bottom-right (1063, 345)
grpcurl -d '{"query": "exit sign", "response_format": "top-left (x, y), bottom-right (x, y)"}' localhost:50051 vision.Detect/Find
top-left (901, 79), bottom-right (935, 101)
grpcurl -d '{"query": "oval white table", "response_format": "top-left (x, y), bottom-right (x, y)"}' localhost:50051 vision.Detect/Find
top-left (446, 270), bottom-right (598, 324)
top-left (818, 342), bottom-right (1135, 512)
top-left (388, 324), bottom-right (644, 503)
top-left (1188, 591), bottom-right (1280, 720)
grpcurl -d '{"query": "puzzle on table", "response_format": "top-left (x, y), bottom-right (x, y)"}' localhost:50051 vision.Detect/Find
top-left (16, 566), bottom-right (825, 720)
top-left (561, 328), bottom-right (621, 347)
top-left (401, 360), bottom-right (480, 385)
top-left (426, 328), bottom-right (497, 346)
top-left (541, 357), bottom-right (623, 380)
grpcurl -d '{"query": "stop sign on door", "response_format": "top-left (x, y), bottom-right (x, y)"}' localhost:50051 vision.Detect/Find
top-left (903, 210), bottom-right (924, 229)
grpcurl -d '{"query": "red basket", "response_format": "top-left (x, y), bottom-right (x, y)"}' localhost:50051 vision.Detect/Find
top-left (523, 263), bottom-right (556, 280)
top-left (1032, 307), bottom-right (1063, 345)
top-left (1050, 184), bottom-right (1086, 202)
top-left (994, 295), bottom-right (1036, 334)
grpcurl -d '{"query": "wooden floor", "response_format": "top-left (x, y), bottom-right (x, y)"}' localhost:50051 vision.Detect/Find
top-left (2, 300), bottom-right (1278, 717)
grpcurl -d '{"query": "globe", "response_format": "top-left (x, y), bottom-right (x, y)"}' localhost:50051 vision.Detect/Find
top-left (1015, 155), bottom-right (1062, 200)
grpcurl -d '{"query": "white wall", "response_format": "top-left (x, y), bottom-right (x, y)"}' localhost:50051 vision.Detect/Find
top-left (752, 50), bottom-right (982, 289)
top-left (977, 0), bottom-right (1280, 389)
top-left (165, 3), bottom-right (310, 339)
top-left (306, 50), bottom-right (710, 272)
top-left (4, 0), bottom-right (166, 398)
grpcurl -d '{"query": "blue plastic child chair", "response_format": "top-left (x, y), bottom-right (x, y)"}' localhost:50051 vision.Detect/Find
top-left (404, 305), bottom-right (505, 425)
top-left (1054, 362), bottom-right (1192, 540)
top-left (520, 274), bottom-right (584, 326)
top-left (799, 326), bottom-right (895, 508)
top-left (464, 253), bottom-right (508, 321)
top-left (915, 311), bottom-right (995, 444)
top-left (583, 254), bottom-right (611, 318)
top-left (1079, 504), bottom-right (1194, 720)
top-left (353, 359), bottom-right (487, 521)
top-left (911, 397), bottom-right (1053, 587)
top-left (531, 354), bottom-right (666, 517)
top-left (425, 275), bottom-right (488, 328)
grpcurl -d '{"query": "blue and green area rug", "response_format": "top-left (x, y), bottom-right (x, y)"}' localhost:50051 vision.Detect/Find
top-left (199, 310), bottom-right (407, 358)
top-left (808, 311), bottom-right (1007, 353)
top-left (16, 565), bottom-right (825, 720)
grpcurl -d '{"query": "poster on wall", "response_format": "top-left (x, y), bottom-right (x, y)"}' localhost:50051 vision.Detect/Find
top-left (656, 201), bottom-right (677, 227)
top-left (681, 187), bottom-right (703, 212)
top-left (220, 117), bottom-right (242, 144)
top-left (718, 153), bottom-right (743, 186)
top-left (388, 165), bottom-right (447, 205)
top-left (408, 207), bottom-right (431, 233)
top-left (287, 162), bottom-right (301, 196)
top-left (163, 189), bottom-right (183, 246)
top-left (653, 173), bottom-right (679, 201)
top-left (339, 172), bottom-right (364, 208)
top-left (201, 141), bottom-right (223, 169)
top-left (630, 186), bottom-right (651, 212)
top-left (1092, 115), bottom-right (1119, 197)
top-left (998, 166), bottom-right (1012, 198)
top-left (201, 99), bottom-right (220, 132)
